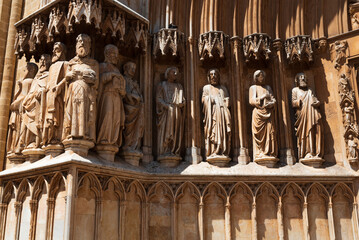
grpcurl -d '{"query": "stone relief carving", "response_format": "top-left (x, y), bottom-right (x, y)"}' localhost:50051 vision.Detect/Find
top-left (202, 69), bottom-right (231, 166)
top-left (62, 34), bottom-right (99, 156)
top-left (330, 40), bottom-right (348, 70)
top-left (96, 44), bottom-right (126, 161)
top-left (249, 70), bottom-right (278, 167)
top-left (121, 61), bottom-right (144, 166)
top-left (198, 31), bottom-right (228, 62)
top-left (7, 63), bottom-right (38, 163)
top-left (156, 67), bottom-right (185, 167)
top-left (338, 74), bottom-right (359, 163)
top-left (42, 42), bottom-right (68, 156)
top-left (153, 28), bottom-right (185, 59)
top-left (243, 33), bottom-right (271, 62)
top-left (19, 54), bottom-right (51, 161)
top-left (349, 2), bottom-right (359, 30)
top-left (285, 35), bottom-right (313, 65)
top-left (292, 73), bottom-right (324, 167)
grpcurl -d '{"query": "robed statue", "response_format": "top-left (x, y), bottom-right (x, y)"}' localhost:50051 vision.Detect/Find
top-left (292, 73), bottom-right (324, 167)
top-left (156, 67), bottom-right (185, 166)
top-left (249, 70), bottom-right (278, 167)
top-left (202, 68), bottom-right (231, 166)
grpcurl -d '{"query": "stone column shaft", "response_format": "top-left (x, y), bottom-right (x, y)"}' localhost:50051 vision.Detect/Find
top-left (64, 166), bottom-right (77, 240)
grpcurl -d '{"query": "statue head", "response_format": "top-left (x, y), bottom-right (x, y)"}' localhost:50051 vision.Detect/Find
top-left (207, 68), bottom-right (220, 86)
top-left (253, 70), bottom-right (266, 85)
top-left (39, 54), bottom-right (51, 73)
top-left (52, 42), bottom-right (66, 63)
top-left (76, 34), bottom-right (91, 58)
top-left (123, 61), bottom-right (136, 78)
top-left (165, 67), bottom-right (178, 83)
top-left (295, 72), bottom-right (308, 88)
top-left (24, 62), bottom-right (38, 79)
top-left (104, 44), bottom-right (119, 65)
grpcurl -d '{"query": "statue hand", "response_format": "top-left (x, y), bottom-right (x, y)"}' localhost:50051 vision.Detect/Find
top-left (10, 102), bottom-right (16, 111)
top-left (65, 71), bottom-right (76, 81)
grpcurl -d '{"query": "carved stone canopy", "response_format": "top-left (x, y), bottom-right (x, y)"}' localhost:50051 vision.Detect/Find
top-left (198, 31), bottom-right (229, 63)
top-left (153, 28), bottom-right (185, 60)
top-left (14, 0), bottom-right (148, 60)
top-left (243, 33), bottom-right (271, 63)
top-left (284, 35), bottom-right (314, 65)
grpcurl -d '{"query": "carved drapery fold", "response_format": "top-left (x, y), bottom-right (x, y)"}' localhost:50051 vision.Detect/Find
top-left (284, 35), bottom-right (313, 65)
top-left (243, 33), bottom-right (271, 63)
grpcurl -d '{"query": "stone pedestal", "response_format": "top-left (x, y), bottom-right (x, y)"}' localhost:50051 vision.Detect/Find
top-left (120, 150), bottom-right (143, 166)
top-left (95, 144), bottom-right (118, 162)
top-left (158, 155), bottom-right (182, 167)
top-left (206, 155), bottom-right (231, 167)
top-left (300, 157), bottom-right (324, 168)
top-left (22, 148), bottom-right (45, 162)
top-left (63, 139), bottom-right (94, 157)
top-left (43, 144), bottom-right (64, 157)
top-left (7, 153), bottom-right (25, 164)
top-left (254, 156), bottom-right (279, 168)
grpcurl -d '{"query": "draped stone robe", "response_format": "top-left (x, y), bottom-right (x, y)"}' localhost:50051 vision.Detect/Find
top-left (97, 62), bottom-right (126, 146)
top-left (63, 56), bottom-right (99, 141)
top-left (122, 76), bottom-right (144, 152)
top-left (202, 84), bottom-right (231, 157)
top-left (43, 61), bottom-right (68, 145)
top-left (292, 87), bottom-right (323, 159)
top-left (20, 72), bottom-right (48, 149)
top-left (156, 81), bottom-right (185, 156)
top-left (249, 84), bottom-right (277, 159)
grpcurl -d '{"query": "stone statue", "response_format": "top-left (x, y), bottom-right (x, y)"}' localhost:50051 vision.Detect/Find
top-left (347, 134), bottom-right (358, 163)
top-left (18, 54), bottom-right (51, 161)
top-left (292, 73), bottom-right (324, 167)
top-left (62, 34), bottom-right (99, 156)
top-left (202, 68), bottom-right (231, 166)
top-left (249, 70), bottom-right (278, 167)
top-left (96, 44), bottom-right (126, 161)
top-left (156, 67), bottom-right (185, 167)
top-left (42, 42), bottom-right (68, 155)
top-left (121, 61), bottom-right (144, 166)
top-left (7, 62), bottom-right (38, 161)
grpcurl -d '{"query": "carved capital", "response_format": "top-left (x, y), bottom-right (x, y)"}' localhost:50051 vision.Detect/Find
top-left (153, 28), bottom-right (185, 59)
top-left (243, 33), bottom-right (271, 62)
top-left (284, 35), bottom-right (313, 65)
top-left (349, 3), bottom-right (359, 30)
top-left (198, 31), bottom-right (228, 62)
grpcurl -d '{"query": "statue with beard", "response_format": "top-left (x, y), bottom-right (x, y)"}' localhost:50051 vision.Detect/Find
top-left (96, 44), bottom-right (126, 161)
top-left (121, 61), bottom-right (144, 166)
top-left (62, 34), bottom-right (99, 156)
top-left (19, 54), bottom-right (51, 161)
top-left (42, 42), bottom-right (68, 156)
top-left (7, 62), bottom-right (38, 163)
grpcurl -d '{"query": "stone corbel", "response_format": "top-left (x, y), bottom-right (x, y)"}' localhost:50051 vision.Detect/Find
top-left (67, 0), bottom-right (102, 32)
top-left (153, 28), bottom-right (185, 60)
top-left (198, 31), bottom-right (228, 62)
top-left (126, 20), bottom-right (147, 54)
top-left (101, 8), bottom-right (125, 40)
top-left (242, 33), bottom-right (271, 62)
top-left (29, 16), bottom-right (49, 52)
top-left (48, 5), bottom-right (69, 41)
top-left (349, 2), bottom-right (359, 30)
top-left (284, 35), bottom-right (313, 65)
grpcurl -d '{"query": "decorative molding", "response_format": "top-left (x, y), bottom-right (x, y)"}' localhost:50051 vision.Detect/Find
top-left (284, 35), bottom-right (313, 65)
top-left (198, 31), bottom-right (228, 62)
top-left (153, 28), bottom-right (184, 59)
top-left (242, 33), bottom-right (271, 62)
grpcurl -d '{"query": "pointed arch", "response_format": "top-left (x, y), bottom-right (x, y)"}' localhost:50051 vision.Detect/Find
top-left (229, 182), bottom-right (253, 200)
top-left (48, 172), bottom-right (67, 199)
top-left (31, 176), bottom-right (46, 201)
top-left (147, 181), bottom-right (174, 202)
top-left (306, 182), bottom-right (329, 201)
top-left (16, 179), bottom-right (31, 203)
top-left (175, 181), bottom-right (201, 202)
top-left (331, 183), bottom-right (354, 201)
top-left (2, 181), bottom-right (16, 204)
top-left (203, 182), bottom-right (227, 200)
top-left (77, 173), bottom-right (102, 198)
top-left (255, 182), bottom-right (279, 200)
top-left (103, 177), bottom-right (125, 200)
top-left (126, 180), bottom-right (146, 202)
top-left (281, 182), bottom-right (305, 200)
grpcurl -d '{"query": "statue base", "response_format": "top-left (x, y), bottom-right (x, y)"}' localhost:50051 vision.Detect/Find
top-left (7, 153), bottom-right (26, 164)
top-left (158, 155), bottom-right (182, 167)
top-left (348, 157), bottom-right (358, 164)
top-left (22, 148), bottom-right (45, 162)
top-left (43, 144), bottom-right (64, 157)
top-left (63, 139), bottom-right (95, 157)
top-left (95, 144), bottom-right (119, 162)
top-left (120, 150), bottom-right (143, 166)
top-left (206, 155), bottom-right (231, 167)
top-left (300, 157), bottom-right (324, 168)
top-left (254, 156), bottom-right (279, 168)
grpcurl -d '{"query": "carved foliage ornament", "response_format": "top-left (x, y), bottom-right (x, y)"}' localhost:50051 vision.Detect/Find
top-left (153, 28), bottom-right (184, 59)
top-left (243, 33), bottom-right (271, 62)
top-left (284, 35), bottom-right (313, 64)
top-left (198, 31), bottom-right (228, 62)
